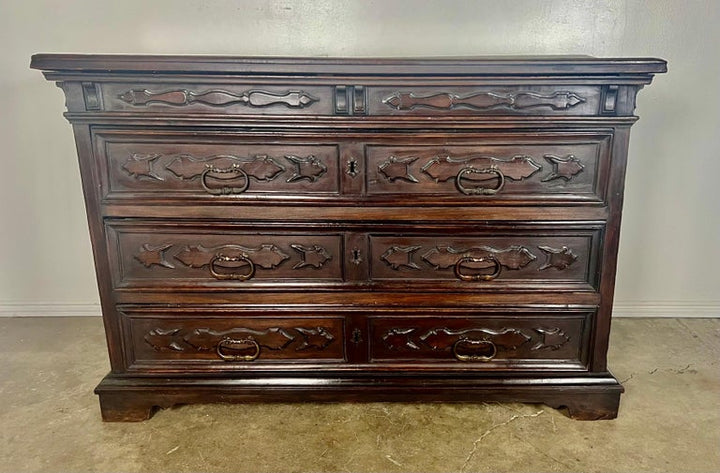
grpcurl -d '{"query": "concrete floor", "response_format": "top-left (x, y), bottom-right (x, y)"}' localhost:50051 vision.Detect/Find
top-left (0, 317), bottom-right (717, 472)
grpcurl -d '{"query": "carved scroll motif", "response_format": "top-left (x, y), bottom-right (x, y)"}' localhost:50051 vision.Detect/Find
top-left (174, 244), bottom-right (290, 270)
top-left (120, 153), bottom-right (288, 184)
top-left (119, 88), bottom-right (318, 108)
top-left (422, 245), bottom-right (537, 271)
top-left (381, 325), bottom-right (569, 352)
top-left (422, 155), bottom-right (541, 183)
top-left (144, 326), bottom-right (336, 353)
top-left (419, 327), bottom-right (532, 351)
top-left (165, 154), bottom-right (285, 181)
top-left (383, 91), bottom-right (585, 111)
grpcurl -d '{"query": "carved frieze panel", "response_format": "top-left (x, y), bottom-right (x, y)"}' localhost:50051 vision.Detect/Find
top-left (382, 90), bottom-right (585, 111)
top-left (119, 88), bottom-right (319, 108)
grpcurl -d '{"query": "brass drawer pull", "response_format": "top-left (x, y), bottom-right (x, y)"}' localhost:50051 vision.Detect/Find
top-left (452, 339), bottom-right (497, 362)
top-left (455, 166), bottom-right (505, 195)
top-left (209, 254), bottom-right (255, 280)
top-left (216, 338), bottom-right (261, 361)
top-left (454, 256), bottom-right (501, 281)
top-left (201, 164), bottom-right (249, 195)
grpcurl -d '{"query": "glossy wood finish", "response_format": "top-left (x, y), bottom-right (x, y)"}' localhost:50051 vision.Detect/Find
top-left (31, 54), bottom-right (665, 421)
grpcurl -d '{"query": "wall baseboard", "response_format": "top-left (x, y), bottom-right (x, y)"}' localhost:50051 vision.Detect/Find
top-left (0, 301), bottom-right (718, 318)
top-left (612, 301), bottom-right (720, 318)
top-left (0, 303), bottom-right (101, 317)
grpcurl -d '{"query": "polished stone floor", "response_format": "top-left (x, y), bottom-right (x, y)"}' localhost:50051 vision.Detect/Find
top-left (0, 317), bottom-right (717, 472)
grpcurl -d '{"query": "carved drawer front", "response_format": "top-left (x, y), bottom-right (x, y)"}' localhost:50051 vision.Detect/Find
top-left (120, 310), bottom-right (345, 371)
top-left (369, 311), bottom-right (591, 370)
top-left (368, 85), bottom-right (601, 116)
top-left (106, 222), bottom-right (343, 290)
top-left (99, 83), bottom-right (333, 115)
top-left (97, 131), bottom-right (339, 200)
top-left (366, 134), bottom-right (610, 203)
top-left (371, 227), bottom-right (601, 292)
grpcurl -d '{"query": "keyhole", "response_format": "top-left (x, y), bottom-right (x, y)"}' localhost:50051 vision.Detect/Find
top-left (347, 158), bottom-right (359, 177)
top-left (351, 328), bottom-right (363, 344)
top-left (351, 248), bottom-right (362, 265)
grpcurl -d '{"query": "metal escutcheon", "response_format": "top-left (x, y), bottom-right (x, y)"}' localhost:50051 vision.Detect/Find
top-left (452, 339), bottom-right (497, 362)
top-left (209, 254), bottom-right (255, 281)
top-left (454, 256), bottom-right (501, 282)
top-left (455, 166), bottom-right (505, 195)
top-left (216, 338), bottom-right (261, 361)
top-left (201, 164), bottom-right (249, 195)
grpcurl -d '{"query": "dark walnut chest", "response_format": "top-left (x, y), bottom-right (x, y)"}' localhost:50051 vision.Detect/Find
top-left (31, 55), bottom-right (665, 421)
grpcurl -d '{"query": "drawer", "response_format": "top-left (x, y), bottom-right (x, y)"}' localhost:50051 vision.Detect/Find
top-left (369, 225), bottom-right (602, 292)
top-left (99, 82), bottom-right (334, 115)
top-left (367, 85), bottom-right (602, 116)
top-left (106, 222), bottom-right (345, 290)
top-left (368, 310), bottom-right (592, 371)
top-left (365, 133), bottom-right (611, 203)
top-left (119, 308), bottom-right (346, 372)
top-left (95, 130), bottom-right (341, 200)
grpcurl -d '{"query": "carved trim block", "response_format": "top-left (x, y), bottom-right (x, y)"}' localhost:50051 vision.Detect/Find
top-left (284, 155), bottom-right (327, 183)
top-left (134, 243), bottom-right (174, 269)
top-left (378, 156), bottom-right (419, 182)
top-left (538, 246), bottom-right (578, 271)
top-left (380, 246), bottom-right (422, 270)
top-left (542, 154), bottom-right (585, 182)
top-left (291, 244), bottom-right (332, 269)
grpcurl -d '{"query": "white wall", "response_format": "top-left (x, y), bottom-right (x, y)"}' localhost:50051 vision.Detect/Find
top-left (1, 0), bottom-right (718, 317)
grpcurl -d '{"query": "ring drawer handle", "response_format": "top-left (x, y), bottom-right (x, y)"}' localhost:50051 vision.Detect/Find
top-left (209, 254), bottom-right (255, 281)
top-left (455, 166), bottom-right (505, 195)
top-left (454, 256), bottom-right (501, 281)
top-left (452, 339), bottom-right (497, 362)
top-left (201, 164), bottom-right (249, 195)
top-left (216, 338), bottom-right (261, 361)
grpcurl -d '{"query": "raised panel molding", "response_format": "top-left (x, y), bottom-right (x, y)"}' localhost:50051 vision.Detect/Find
top-left (2, 302), bottom-right (712, 318)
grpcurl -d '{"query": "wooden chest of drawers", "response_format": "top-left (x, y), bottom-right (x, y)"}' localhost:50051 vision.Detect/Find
top-left (31, 55), bottom-right (665, 421)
